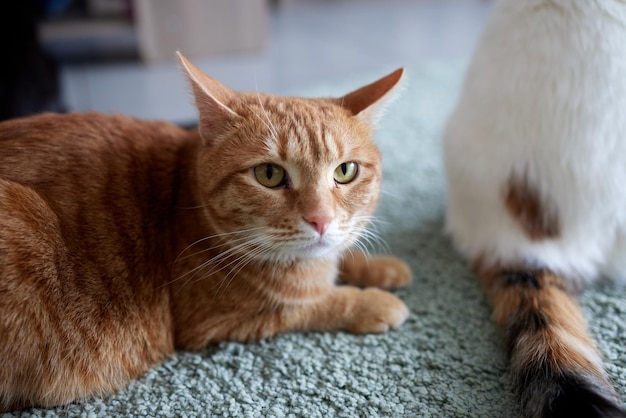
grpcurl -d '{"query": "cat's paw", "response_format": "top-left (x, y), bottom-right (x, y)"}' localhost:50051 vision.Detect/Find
top-left (341, 254), bottom-right (412, 290)
top-left (348, 288), bottom-right (409, 334)
top-left (366, 256), bottom-right (412, 289)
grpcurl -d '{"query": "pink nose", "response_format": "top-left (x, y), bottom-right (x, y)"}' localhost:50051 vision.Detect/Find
top-left (305, 215), bottom-right (332, 235)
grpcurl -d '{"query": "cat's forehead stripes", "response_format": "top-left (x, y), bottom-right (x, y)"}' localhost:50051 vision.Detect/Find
top-left (284, 113), bottom-right (340, 163)
top-left (243, 95), bottom-right (349, 164)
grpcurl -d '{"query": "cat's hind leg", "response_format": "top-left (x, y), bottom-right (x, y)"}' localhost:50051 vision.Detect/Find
top-left (0, 179), bottom-right (77, 410)
top-left (0, 179), bottom-right (105, 411)
top-left (339, 251), bottom-right (412, 290)
top-left (0, 180), bottom-right (164, 411)
top-left (479, 265), bottom-right (626, 418)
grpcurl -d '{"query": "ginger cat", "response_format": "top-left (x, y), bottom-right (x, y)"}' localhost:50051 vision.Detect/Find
top-left (443, 1), bottom-right (626, 417)
top-left (0, 52), bottom-right (411, 412)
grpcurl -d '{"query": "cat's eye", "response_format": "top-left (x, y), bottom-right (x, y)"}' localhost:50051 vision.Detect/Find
top-left (254, 163), bottom-right (287, 188)
top-left (333, 162), bottom-right (358, 184)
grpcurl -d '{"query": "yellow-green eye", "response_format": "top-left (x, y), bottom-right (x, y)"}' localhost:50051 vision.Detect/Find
top-left (254, 163), bottom-right (286, 188)
top-left (333, 162), bottom-right (358, 184)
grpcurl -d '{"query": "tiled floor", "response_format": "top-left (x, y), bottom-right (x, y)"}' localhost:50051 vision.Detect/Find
top-left (56, 0), bottom-right (492, 126)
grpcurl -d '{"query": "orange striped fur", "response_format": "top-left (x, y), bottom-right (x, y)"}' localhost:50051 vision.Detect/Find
top-left (0, 54), bottom-right (410, 411)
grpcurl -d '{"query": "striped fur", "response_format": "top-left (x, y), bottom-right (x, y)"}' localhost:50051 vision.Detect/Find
top-left (480, 267), bottom-right (624, 417)
top-left (0, 54), bottom-right (409, 411)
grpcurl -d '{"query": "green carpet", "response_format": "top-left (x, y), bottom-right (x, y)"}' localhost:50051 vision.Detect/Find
top-left (7, 61), bottom-right (626, 418)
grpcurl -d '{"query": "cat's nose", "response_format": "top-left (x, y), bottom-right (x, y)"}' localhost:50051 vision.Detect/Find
top-left (305, 215), bottom-right (333, 236)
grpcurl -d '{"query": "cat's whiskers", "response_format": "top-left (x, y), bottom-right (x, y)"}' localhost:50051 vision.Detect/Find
top-left (186, 232), bottom-right (277, 296)
top-left (343, 247), bottom-right (361, 267)
top-left (356, 228), bottom-right (390, 255)
top-left (365, 217), bottom-right (390, 227)
top-left (178, 228), bottom-right (298, 296)
top-left (213, 242), bottom-right (275, 295)
top-left (364, 227), bottom-right (391, 254)
top-left (173, 214), bottom-right (389, 294)
top-left (350, 238), bottom-right (371, 259)
top-left (173, 226), bottom-right (266, 265)
top-left (167, 229), bottom-right (267, 291)
top-left (176, 235), bottom-right (266, 287)
top-left (189, 228), bottom-right (308, 293)
top-left (380, 189), bottom-right (403, 200)
top-left (343, 215), bottom-right (390, 256)
top-left (197, 237), bottom-right (267, 281)
top-left (242, 232), bottom-right (304, 262)
top-left (174, 232), bottom-right (261, 264)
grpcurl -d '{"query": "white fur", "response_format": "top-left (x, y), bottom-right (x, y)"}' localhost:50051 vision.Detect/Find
top-left (443, 0), bottom-right (626, 284)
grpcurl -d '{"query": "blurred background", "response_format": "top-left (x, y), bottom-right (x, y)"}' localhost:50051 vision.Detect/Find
top-left (2, 0), bottom-right (493, 126)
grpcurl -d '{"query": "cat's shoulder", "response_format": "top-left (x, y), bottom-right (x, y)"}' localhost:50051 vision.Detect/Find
top-left (0, 112), bottom-right (188, 136)
top-left (0, 112), bottom-right (193, 143)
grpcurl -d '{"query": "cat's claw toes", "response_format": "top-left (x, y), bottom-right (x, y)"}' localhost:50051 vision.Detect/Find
top-left (349, 288), bottom-right (409, 333)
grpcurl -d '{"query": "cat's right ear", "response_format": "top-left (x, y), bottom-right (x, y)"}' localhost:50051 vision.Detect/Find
top-left (177, 51), bottom-right (241, 145)
top-left (336, 67), bottom-right (404, 127)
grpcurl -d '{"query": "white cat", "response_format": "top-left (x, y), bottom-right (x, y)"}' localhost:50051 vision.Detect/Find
top-left (443, 0), bottom-right (626, 417)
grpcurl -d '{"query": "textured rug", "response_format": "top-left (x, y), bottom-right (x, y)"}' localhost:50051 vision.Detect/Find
top-left (7, 61), bottom-right (626, 418)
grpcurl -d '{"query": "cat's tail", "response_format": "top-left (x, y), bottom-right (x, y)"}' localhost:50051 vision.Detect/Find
top-left (479, 266), bottom-right (626, 418)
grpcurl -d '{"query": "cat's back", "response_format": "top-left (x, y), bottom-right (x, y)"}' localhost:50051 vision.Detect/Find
top-left (0, 112), bottom-right (195, 183)
top-left (447, 0), bottom-right (626, 154)
top-left (0, 112), bottom-right (199, 245)
top-left (443, 0), bottom-right (626, 281)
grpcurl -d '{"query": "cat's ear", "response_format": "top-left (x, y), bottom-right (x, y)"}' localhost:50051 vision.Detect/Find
top-left (177, 51), bottom-right (241, 145)
top-left (336, 68), bottom-right (404, 126)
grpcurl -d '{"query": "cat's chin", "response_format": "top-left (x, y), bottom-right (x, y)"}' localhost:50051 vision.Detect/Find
top-left (268, 239), bottom-right (343, 263)
top-left (298, 241), bottom-right (338, 259)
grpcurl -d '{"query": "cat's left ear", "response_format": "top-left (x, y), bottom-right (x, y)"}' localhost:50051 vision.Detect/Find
top-left (336, 68), bottom-right (404, 127)
top-left (177, 51), bottom-right (241, 145)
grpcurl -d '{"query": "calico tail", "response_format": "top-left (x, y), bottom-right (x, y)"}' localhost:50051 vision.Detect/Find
top-left (479, 267), bottom-right (626, 418)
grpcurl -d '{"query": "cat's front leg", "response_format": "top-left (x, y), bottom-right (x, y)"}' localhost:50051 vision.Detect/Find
top-left (339, 251), bottom-right (412, 290)
top-left (175, 285), bottom-right (409, 348)
top-left (298, 285), bottom-right (409, 334)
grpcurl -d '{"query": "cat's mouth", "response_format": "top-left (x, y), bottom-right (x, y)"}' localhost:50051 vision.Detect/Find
top-left (295, 235), bottom-right (338, 258)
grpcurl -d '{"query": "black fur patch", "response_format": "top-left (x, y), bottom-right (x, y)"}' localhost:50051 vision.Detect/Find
top-left (504, 307), bottom-right (550, 358)
top-left (497, 269), bottom-right (625, 416)
top-left (548, 375), bottom-right (626, 418)
top-left (500, 270), bottom-right (542, 289)
top-left (514, 358), bottom-right (626, 418)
